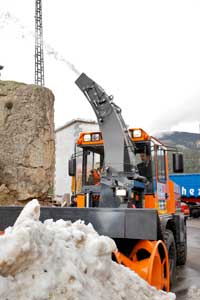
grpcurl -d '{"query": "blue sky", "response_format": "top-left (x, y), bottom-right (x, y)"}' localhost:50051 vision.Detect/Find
top-left (1, 0), bottom-right (200, 134)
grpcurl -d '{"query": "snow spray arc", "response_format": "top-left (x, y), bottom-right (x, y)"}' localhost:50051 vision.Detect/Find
top-left (0, 11), bottom-right (80, 76)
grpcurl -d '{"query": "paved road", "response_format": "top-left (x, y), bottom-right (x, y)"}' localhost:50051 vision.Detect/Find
top-left (172, 218), bottom-right (200, 300)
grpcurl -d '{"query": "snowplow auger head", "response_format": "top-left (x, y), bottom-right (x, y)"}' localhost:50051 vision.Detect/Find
top-left (114, 239), bottom-right (170, 292)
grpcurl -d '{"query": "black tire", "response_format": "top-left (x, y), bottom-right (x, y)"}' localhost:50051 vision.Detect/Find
top-left (191, 208), bottom-right (199, 218)
top-left (164, 229), bottom-right (177, 286)
top-left (176, 223), bottom-right (187, 265)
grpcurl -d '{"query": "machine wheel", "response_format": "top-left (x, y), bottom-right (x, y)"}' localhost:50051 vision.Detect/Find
top-left (191, 208), bottom-right (199, 218)
top-left (164, 229), bottom-right (176, 286)
top-left (176, 224), bottom-right (187, 265)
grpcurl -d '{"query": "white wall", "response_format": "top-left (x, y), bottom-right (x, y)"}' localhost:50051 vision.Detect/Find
top-left (55, 121), bottom-right (99, 197)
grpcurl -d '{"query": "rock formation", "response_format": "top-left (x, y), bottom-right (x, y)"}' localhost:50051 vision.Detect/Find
top-left (0, 81), bottom-right (55, 204)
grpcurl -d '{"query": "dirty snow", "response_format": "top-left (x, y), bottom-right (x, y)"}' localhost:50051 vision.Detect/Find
top-left (187, 286), bottom-right (200, 299)
top-left (0, 199), bottom-right (176, 300)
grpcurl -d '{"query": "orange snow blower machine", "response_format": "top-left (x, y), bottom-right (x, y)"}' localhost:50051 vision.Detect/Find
top-left (67, 73), bottom-right (187, 291)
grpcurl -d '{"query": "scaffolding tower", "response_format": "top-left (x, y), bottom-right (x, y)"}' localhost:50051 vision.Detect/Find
top-left (35, 0), bottom-right (44, 86)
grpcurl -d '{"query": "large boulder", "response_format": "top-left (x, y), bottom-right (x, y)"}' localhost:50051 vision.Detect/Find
top-left (0, 81), bottom-right (55, 204)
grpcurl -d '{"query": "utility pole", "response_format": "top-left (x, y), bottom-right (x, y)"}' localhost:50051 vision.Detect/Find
top-left (0, 65), bottom-right (4, 79)
top-left (35, 0), bottom-right (44, 86)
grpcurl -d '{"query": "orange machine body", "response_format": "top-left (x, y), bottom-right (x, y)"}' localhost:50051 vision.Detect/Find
top-left (69, 128), bottom-right (185, 291)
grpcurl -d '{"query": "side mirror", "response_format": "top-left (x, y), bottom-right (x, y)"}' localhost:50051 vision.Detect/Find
top-left (173, 153), bottom-right (184, 173)
top-left (68, 158), bottom-right (76, 176)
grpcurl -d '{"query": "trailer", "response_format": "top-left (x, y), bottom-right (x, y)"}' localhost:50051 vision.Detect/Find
top-left (169, 173), bottom-right (200, 218)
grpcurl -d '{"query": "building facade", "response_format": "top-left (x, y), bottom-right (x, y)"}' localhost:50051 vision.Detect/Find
top-left (55, 119), bottom-right (99, 198)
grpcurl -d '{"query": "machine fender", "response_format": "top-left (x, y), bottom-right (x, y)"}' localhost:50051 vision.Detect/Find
top-left (173, 213), bottom-right (186, 243)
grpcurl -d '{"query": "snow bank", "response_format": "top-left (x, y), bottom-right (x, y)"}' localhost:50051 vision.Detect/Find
top-left (0, 200), bottom-right (176, 300)
top-left (188, 286), bottom-right (200, 299)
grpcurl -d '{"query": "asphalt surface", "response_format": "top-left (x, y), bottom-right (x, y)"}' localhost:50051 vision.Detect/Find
top-left (172, 218), bottom-right (200, 300)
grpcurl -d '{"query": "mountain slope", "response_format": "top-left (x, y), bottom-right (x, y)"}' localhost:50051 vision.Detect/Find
top-left (155, 131), bottom-right (200, 173)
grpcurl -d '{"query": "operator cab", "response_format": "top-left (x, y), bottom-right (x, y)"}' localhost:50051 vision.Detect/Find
top-left (69, 128), bottom-right (183, 211)
top-left (69, 130), bottom-right (155, 198)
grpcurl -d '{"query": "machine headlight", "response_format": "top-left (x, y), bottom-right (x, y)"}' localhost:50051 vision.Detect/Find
top-left (91, 133), bottom-right (100, 141)
top-left (133, 129), bottom-right (142, 138)
top-left (116, 189), bottom-right (127, 196)
top-left (83, 134), bottom-right (91, 142)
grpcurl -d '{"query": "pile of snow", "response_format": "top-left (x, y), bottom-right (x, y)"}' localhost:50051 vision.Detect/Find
top-left (0, 200), bottom-right (176, 300)
top-left (188, 286), bottom-right (200, 299)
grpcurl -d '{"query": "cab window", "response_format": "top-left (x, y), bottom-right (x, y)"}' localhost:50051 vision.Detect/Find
top-left (157, 147), bottom-right (166, 182)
